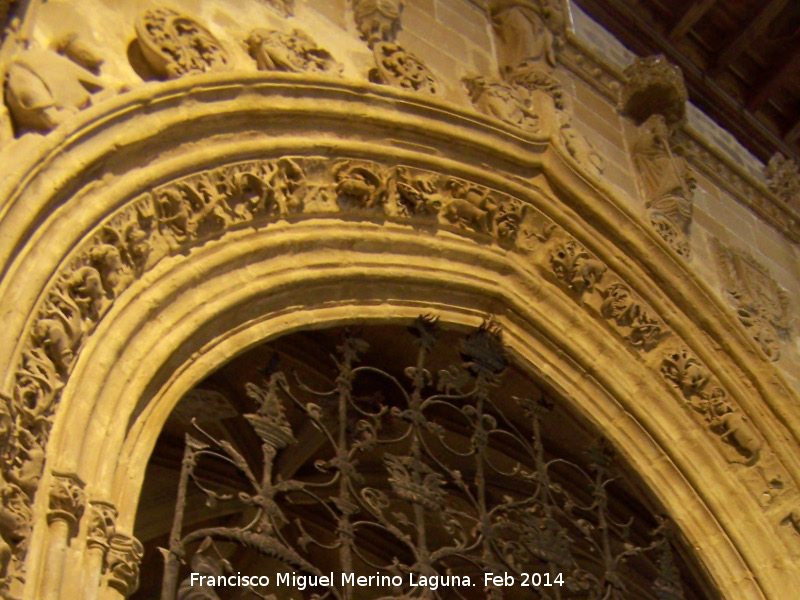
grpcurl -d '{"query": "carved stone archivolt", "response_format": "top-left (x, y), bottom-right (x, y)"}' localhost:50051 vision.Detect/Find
top-left (246, 28), bottom-right (342, 75)
top-left (134, 7), bottom-right (230, 79)
top-left (714, 239), bottom-right (792, 361)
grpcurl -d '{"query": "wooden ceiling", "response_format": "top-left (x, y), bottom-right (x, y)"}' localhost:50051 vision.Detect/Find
top-left (573, 0), bottom-right (800, 164)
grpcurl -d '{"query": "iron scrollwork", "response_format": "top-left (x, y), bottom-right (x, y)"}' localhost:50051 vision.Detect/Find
top-left (159, 316), bottom-right (685, 600)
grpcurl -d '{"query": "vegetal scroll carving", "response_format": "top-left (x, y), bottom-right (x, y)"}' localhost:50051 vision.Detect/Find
top-left (246, 28), bottom-right (342, 75)
top-left (86, 502), bottom-right (117, 553)
top-left (135, 8), bottom-right (229, 79)
top-left (600, 282), bottom-right (669, 351)
top-left (47, 473), bottom-right (85, 538)
top-left (369, 42), bottom-right (439, 95)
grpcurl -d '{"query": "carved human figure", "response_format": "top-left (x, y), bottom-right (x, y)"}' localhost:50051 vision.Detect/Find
top-left (632, 114), bottom-right (694, 231)
top-left (246, 29), bottom-right (341, 75)
top-left (710, 398), bottom-right (761, 466)
top-left (489, 0), bottom-right (562, 76)
top-left (5, 34), bottom-right (106, 133)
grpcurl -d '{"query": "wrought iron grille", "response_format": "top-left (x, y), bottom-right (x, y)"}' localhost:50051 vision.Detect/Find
top-left (156, 317), bottom-right (688, 600)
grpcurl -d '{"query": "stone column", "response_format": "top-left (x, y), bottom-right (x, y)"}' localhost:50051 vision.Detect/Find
top-left (41, 473), bottom-right (85, 600)
top-left (83, 501), bottom-right (117, 600)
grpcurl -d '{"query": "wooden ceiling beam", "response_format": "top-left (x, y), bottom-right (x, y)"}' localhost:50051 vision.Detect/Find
top-left (746, 47), bottom-right (800, 112)
top-left (712, 0), bottom-right (791, 73)
top-left (669, 0), bottom-right (718, 41)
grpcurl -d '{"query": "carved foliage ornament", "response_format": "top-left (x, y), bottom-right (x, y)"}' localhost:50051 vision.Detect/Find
top-left (765, 152), bottom-right (800, 212)
top-left (47, 473), bottom-right (85, 536)
top-left (714, 239), bottom-right (792, 361)
top-left (660, 347), bottom-right (761, 466)
top-left (369, 42), bottom-right (438, 95)
top-left (246, 28), bottom-right (342, 75)
top-left (135, 7), bottom-right (230, 79)
top-left (105, 533), bottom-right (144, 596)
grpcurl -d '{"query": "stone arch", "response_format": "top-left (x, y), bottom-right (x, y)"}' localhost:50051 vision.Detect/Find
top-left (0, 75), bottom-right (797, 599)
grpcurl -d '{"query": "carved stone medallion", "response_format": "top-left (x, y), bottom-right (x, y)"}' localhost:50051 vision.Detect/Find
top-left (369, 42), bottom-right (438, 95)
top-left (135, 8), bottom-right (230, 79)
top-left (246, 28), bottom-right (342, 75)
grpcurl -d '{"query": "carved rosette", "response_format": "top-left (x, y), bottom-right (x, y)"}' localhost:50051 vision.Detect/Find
top-left (105, 533), bottom-right (144, 596)
top-left (369, 42), bottom-right (439, 95)
top-left (353, 0), bottom-right (405, 46)
top-left (714, 239), bottom-right (792, 361)
top-left (620, 55), bottom-right (688, 129)
top-left (246, 28), bottom-right (342, 75)
top-left (47, 473), bottom-right (86, 537)
top-left (135, 8), bottom-right (230, 79)
top-left (86, 502), bottom-right (117, 553)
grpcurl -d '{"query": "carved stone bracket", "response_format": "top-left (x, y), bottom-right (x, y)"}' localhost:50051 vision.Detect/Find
top-left (105, 533), bottom-right (144, 597)
top-left (134, 8), bottom-right (230, 79)
top-left (713, 239), bottom-right (792, 361)
top-left (47, 473), bottom-right (86, 538)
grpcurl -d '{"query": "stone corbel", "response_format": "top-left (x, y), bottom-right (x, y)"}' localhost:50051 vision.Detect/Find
top-left (352, 0), bottom-right (405, 47)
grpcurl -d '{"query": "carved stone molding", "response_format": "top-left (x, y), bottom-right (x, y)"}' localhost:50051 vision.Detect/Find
top-left (47, 473), bottom-right (86, 537)
top-left (105, 533), bottom-right (144, 596)
top-left (713, 239), bottom-right (792, 361)
top-left (619, 55), bottom-right (688, 129)
top-left (246, 28), bottom-right (342, 75)
top-left (86, 502), bottom-right (117, 553)
top-left (369, 42), bottom-right (439, 94)
top-left (353, 0), bottom-right (405, 46)
top-left (134, 8), bottom-right (230, 79)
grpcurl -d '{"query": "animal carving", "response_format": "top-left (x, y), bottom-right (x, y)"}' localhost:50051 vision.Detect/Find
top-left (711, 399), bottom-right (761, 466)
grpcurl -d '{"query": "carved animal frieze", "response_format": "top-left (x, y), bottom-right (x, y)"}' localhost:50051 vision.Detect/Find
top-left (463, 76), bottom-right (541, 134)
top-left (5, 37), bottom-right (107, 134)
top-left (620, 55), bottom-right (688, 129)
top-left (714, 239), bottom-right (792, 361)
top-left (134, 8), bottom-right (229, 79)
top-left (369, 42), bottom-right (438, 95)
top-left (660, 347), bottom-right (710, 400)
top-left (334, 161), bottom-right (389, 210)
top-left (549, 239), bottom-right (606, 296)
top-left (353, 0), bottom-right (405, 46)
top-left (105, 533), bottom-right (144, 596)
top-left (246, 28), bottom-right (342, 75)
